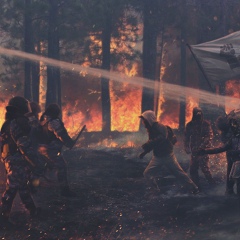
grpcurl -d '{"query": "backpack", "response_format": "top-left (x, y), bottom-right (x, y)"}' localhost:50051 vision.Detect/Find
top-left (166, 125), bottom-right (177, 145)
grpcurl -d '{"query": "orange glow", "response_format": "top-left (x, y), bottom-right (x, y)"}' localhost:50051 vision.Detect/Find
top-left (225, 80), bottom-right (240, 113)
top-left (158, 92), bottom-right (198, 128)
top-left (39, 60), bottom-right (47, 113)
top-left (157, 78), bottom-right (179, 129)
top-left (110, 62), bottom-right (142, 132)
top-left (110, 81), bottom-right (142, 132)
top-left (62, 101), bottom-right (102, 136)
top-left (0, 101), bottom-right (7, 128)
top-left (185, 96), bottom-right (199, 124)
top-left (87, 137), bottom-right (137, 149)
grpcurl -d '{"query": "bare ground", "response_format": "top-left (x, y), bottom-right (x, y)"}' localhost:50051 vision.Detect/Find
top-left (0, 147), bottom-right (240, 240)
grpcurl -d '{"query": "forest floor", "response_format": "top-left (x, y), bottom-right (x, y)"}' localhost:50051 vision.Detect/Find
top-left (0, 145), bottom-right (240, 240)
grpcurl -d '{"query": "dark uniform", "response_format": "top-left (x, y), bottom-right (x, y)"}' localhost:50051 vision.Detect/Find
top-left (184, 107), bottom-right (215, 189)
top-left (0, 96), bottom-right (43, 225)
top-left (38, 103), bottom-right (75, 197)
top-left (199, 110), bottom-right (240, 195)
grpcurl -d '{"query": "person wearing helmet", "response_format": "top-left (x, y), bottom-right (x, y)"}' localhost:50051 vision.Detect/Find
top-left (37, 103), bottom-right (76, 197)
top-left (0, 96), bottom-right (43, 227)
top-left (27, 102), bottom-right (41, 127)
top-left (139, 110), bottom-right (199, 195)
top-left (184, 107), bottom-right (215, 190)
top-left (198, 109), bottom-right (240, 196)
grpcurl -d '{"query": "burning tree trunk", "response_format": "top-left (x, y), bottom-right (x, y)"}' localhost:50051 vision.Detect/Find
top-left (24, 0), bottom-right (33, 100)
top-left (46, 0), bottom-right (60, 107)
top-left (101, 13), bottom-right (112, 134)
top-left (141, 0), bottom-right (158, 114)
top-left (155, 27), bottom-right (164, 114)
top-left (179, 0), bottom-right (187, 131)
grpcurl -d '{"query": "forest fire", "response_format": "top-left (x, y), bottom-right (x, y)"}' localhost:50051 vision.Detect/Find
top-left (156, 93), bottom-right (198, 129)
top-left (62, 102), bottom-right (102, 136)
top-left (2, 2), bottom-right (240, 239)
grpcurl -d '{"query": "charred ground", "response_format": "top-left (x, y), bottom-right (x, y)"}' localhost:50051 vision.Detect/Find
top-left (0, 143), bottom-right (240, 240)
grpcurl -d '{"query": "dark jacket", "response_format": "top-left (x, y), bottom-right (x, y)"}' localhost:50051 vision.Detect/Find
top-left (140, 111), bottom-right (174, 157)
top-left (184, 108), bottom-right (213, 152)
top-left (39, 115), bottom-right (74, 149)
top-left (145, 122), bottom-right (174, 157)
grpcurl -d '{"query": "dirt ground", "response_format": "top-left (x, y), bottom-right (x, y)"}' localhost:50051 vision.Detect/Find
top-left (0, 146), bottom-right (240, 240)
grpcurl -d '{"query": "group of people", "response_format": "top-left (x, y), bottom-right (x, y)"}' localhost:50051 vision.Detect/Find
top-left (0, 96), bottom-right (76, 227)
top-left (1, 95), bottom-right (240, 227)
top-left (139, 107), bottom-right (240, 196)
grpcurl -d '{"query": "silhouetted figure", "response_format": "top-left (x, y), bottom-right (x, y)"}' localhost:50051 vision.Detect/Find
top-left (184, 107), bottom-right (215, 190)
top-left (198, 109), bottom-right (240, 196)
top-left (139, 110), bottom-right (199, 195)
top-left (38, 103), bottom-right (76, 197)
top-left (0, 96), bottom-right (43, 227)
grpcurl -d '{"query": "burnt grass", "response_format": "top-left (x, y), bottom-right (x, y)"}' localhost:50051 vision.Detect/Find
top-left (0, 147), bottom-right (240, 240)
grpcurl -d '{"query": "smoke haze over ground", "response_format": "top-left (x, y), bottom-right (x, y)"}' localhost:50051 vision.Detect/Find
top-left (0, 144), bottom-right (239, 240)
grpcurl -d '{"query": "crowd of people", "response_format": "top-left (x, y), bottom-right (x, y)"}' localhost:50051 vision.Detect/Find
top-left (1, 95), bottom-right (240, 229)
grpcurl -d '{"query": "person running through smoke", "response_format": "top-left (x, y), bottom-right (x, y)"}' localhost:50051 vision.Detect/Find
top-left (184, 107), bottom-right (215, 190)
top-left (0, 96), bottom-right (44, 227)
top-left (139, 110), bottom-right (199, 195)
top-left (37, 103), bottom-right (76, 197)
top-left (198, 110), bottom-right (240, 196)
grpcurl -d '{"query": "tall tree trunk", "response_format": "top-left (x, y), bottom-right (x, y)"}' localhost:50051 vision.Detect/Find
top-left (155, 28), bottom-right (164, 115)
top-left (218, 0), bottom-right (228, 111)
top-left (24, 0), bottom-right (33, 100)
top-left (101, 14), bottom-right (112, 134)
top-left (32, 42), bottom-right (40, 103)
top-left (32, 61), bottom-right (40, 103)
top-left (179, 0), bottom-right (187, 131)
top-left (46, 0), bottom-right (60, 107)
top-left (141, 0), bottom-right (158, 114)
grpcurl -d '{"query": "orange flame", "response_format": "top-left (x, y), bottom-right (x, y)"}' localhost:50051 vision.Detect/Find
top-left (62, 102), bottom-right (102, 136)
top-left (110, 62), bottom-right (142, 132)
top-left (225, 80), bottom-right (240, 113)
top-left (158, 94), bottom-right (198, 128)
